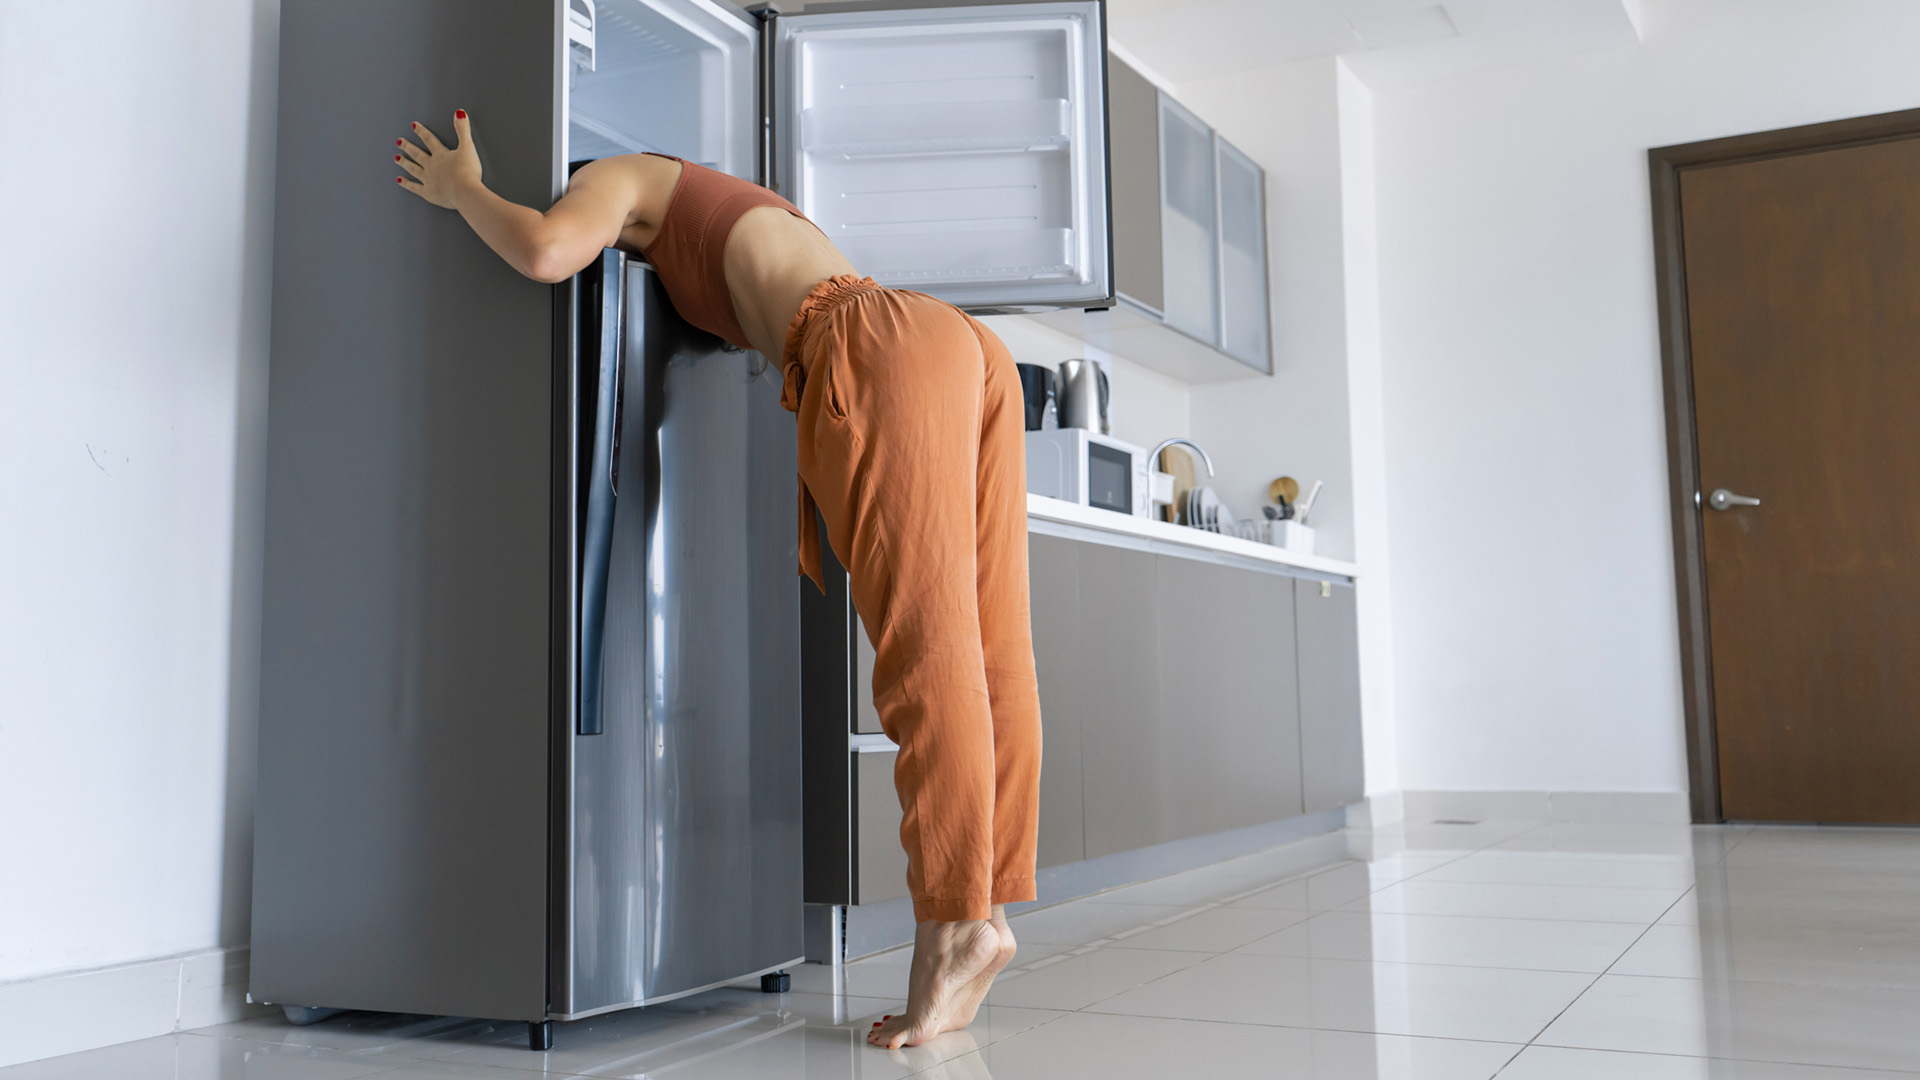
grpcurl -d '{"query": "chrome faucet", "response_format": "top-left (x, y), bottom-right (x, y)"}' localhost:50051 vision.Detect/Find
top-left (1149, 437), bottom-right (1215, 477)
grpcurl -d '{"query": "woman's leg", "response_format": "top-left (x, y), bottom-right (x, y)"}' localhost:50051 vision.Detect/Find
top-left (793, 288), bottom-right (1009, 1048)
top-left (967, 317), bottom-right (1042, 910)
top-left (938, 317), bottom-right (1042, 1029)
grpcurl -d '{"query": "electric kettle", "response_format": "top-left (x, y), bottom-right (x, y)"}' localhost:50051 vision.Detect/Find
top-left (1056, 359), bottom-right (1110, 435)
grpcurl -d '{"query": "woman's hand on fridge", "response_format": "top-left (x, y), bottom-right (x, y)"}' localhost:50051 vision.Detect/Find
top-left (396, 110), bottom-right (481, 210)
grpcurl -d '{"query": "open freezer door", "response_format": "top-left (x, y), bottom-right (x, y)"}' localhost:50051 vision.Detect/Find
top-left (770, 0), bottom-right (1111, 313)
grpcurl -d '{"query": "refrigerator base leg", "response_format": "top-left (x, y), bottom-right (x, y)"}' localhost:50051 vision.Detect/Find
top-left (760, 971), bottom-right (791, 993)
top-left (527, 1020), bottom-right (553, 1051)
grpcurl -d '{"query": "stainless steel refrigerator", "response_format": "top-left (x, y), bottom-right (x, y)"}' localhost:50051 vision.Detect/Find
top-left (252, 0), bottom-right (1110, 1050)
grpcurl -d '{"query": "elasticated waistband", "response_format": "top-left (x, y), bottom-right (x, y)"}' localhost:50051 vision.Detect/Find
top-left (778, 274), bottom-right (884, 412)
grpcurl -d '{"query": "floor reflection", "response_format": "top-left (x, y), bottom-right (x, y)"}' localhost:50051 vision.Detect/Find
top-left (17, 819), bottom-right (1920, 1079)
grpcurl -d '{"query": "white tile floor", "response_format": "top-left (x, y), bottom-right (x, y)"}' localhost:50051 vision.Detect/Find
top-left (15, 818), bottom-right (1920, 1078)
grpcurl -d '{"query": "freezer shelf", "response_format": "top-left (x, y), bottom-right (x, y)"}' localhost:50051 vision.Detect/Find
top-left (801, 98), bottom-right (1072, 156)
top-left (845, 229), bottom-right (1077, 285)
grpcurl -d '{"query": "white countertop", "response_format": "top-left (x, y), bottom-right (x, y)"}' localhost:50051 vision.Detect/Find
top-left (1026, 493), bottom-right (1361, 580)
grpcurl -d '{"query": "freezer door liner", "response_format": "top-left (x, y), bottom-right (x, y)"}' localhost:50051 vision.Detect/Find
top-left (772, 1), bottom-right (1111, 311)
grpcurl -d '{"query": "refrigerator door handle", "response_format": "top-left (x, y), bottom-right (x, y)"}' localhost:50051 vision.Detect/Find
top-left (578, 249), bottom-right (624, 736)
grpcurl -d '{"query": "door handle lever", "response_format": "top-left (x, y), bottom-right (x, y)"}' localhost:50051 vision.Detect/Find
top-left (1706, 488), bottom-right (1761, 511)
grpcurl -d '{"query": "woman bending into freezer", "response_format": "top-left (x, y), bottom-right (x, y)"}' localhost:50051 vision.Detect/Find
top-left (396, 112), bottom-right (1041, 1050)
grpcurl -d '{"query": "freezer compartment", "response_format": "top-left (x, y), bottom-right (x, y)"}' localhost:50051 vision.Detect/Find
top-left (566, 0), bottom-right (757, 177)
top-left (774, 1), bottom-right (1110, 310)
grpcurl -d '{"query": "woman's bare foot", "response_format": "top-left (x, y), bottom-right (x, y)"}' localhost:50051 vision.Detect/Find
top-left (866, 917), bottom-right (1005, 1050)
top-left (947, 905), bottom-right (1018, 1030)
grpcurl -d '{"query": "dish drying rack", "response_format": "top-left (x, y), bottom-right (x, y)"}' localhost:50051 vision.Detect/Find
top-left (1189, 516), bottom-right (1279, 544)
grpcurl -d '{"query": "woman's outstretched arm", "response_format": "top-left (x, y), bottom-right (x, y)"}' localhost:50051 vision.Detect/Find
top-left (395, 110), bottom-right (677, 283)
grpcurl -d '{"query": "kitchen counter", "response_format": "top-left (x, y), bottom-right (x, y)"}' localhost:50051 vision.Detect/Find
top-left (1026, 493), bottom-right (1360, 581)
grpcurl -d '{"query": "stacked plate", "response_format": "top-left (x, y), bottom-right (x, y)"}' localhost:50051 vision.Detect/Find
top-left (1184, 486), bottom-right (1234, 532)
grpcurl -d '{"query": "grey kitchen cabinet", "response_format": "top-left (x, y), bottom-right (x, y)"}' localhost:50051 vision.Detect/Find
top-left (1107, 53), bottom-right (1164, 317)
top-left (1216, 138), bottom-right (1271, 372)
top-left (1076, 543), bottom-right (1168, 859)
top-left (1155, 556), bottom-right (1302, 839)
top-left (853, 619), bottom-right (882, 734)
top-left (854, 750), bottom-right (909, 904)
top-left (1296, 578), bottom-right (1364, 813)
top-left (1029, 54), bottom-right (1271, 382)
top-left (1158, 94), bottom-right (1220, 347)
top-left (1030, 534), bottom-right (1087, 869)
top-left (807, 523), bottom-right (1359, 913)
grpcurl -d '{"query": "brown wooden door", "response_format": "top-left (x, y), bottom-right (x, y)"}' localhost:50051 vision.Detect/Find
top-left (1681, 136), bottom-right (1920, 823)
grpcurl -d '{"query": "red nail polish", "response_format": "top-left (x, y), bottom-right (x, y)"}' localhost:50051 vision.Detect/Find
top-left (456, 109), bottom-right (467, 119)
top-left (396, 139), bottom-right (404, 146)
top-left (394, 155), bottom-right (401, 162)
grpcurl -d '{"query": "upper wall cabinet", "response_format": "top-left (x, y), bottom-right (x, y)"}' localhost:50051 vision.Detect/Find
top-left (1029, 53), bottom-right (1271, 381)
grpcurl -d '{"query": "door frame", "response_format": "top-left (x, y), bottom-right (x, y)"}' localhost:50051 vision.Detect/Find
top-left (1648, 106), bottom-right (1920, 824)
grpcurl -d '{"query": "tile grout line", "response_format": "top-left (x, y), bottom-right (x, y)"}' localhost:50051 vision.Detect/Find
top-left (1485, 825), bottom-right (1751, 1077)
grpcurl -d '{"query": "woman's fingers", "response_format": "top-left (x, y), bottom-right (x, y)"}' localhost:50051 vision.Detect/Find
top-left (452, 108), bottom-right (471, 148)
top-left (411, 121), bottom-right (448, 153)
top-left (397, 175), bottom-right (426, 196)
top-left (398, 139), bottom-right (429, 165)
top-left (396, 154), bottom-right (425, 179)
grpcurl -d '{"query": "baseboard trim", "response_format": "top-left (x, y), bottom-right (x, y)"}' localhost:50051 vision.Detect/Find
top-left (1400, 790), bottom-right (1691, 826)
top-left (0, 945), bottom-right (273, 1068)
top-left (1345, 791), bottom-right (1404, 829)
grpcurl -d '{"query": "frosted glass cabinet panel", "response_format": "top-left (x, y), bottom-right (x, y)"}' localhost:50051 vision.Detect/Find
top-left (565, 0), bottom-right (758, 178)
top-left (1216, 138), bottom-right (1270, 372)
top-left (1158, 95), bottom-right (1218, 344)
top-left (774, 2), bottom-right (1111, 311)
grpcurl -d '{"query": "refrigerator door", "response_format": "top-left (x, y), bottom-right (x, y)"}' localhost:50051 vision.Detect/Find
top-left (253, 0), bottom-right (558, 1023)
top-left (565, 0), bottom-right (760, 178)
top-left (564, 267), bottom-right (805, 1017)
top-left (771, 0), bottom-right (1110, 312)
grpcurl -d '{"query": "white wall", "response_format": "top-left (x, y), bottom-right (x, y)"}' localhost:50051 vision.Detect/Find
top-left (1373, 0), bottom-right (1920, 793)
top-left (1175, 58), bottom-right (1401, 796)
top-left (0, 0), bottom-right (275, 1030)
top-left (1180, 59), bottom-right (1360, 564)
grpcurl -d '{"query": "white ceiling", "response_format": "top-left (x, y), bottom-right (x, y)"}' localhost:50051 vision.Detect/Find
top-left (1106, 0), bottom-right (1644, 92)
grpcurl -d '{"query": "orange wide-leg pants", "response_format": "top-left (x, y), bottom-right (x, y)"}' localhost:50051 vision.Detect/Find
top-left (780, 275), bottom-right (1041, 922)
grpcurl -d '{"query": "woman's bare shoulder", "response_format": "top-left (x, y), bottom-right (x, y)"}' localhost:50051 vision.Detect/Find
top-left (571, 152), bottom-right (681, 189)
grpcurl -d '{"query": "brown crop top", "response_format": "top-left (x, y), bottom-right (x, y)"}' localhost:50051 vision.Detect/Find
top-left (636, 154), bottom-right (812, 350)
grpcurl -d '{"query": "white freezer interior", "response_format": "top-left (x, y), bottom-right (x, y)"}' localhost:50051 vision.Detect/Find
top-left (565, 0), bottom-right (756, 179)
top-left (775, 3), bottom-right (1109, 310)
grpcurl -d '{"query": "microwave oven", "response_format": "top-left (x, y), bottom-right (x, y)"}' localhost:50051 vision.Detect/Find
top-left (1024, 428), bottom-right (1152, 518)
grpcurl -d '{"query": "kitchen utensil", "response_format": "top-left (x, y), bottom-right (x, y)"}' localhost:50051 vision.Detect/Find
top-left (1015, 363), bottom-right (1057, 431)
top-left (1057, 358), bottom-right (1110, 434)
top-left (1261, 505), bottom-right (1279, 521)
top-left (1269, 476), bottom-right (1300, 505)
top-left (1295, 479), bottom-right (1325, 525)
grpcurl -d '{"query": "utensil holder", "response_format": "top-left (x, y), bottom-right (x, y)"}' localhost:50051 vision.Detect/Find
top-left (1272, 520), bottom-right (1314, 553)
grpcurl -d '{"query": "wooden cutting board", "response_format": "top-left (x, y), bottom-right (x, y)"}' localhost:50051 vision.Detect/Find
top-left (1160, 447), bottom-right (1198, 524)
